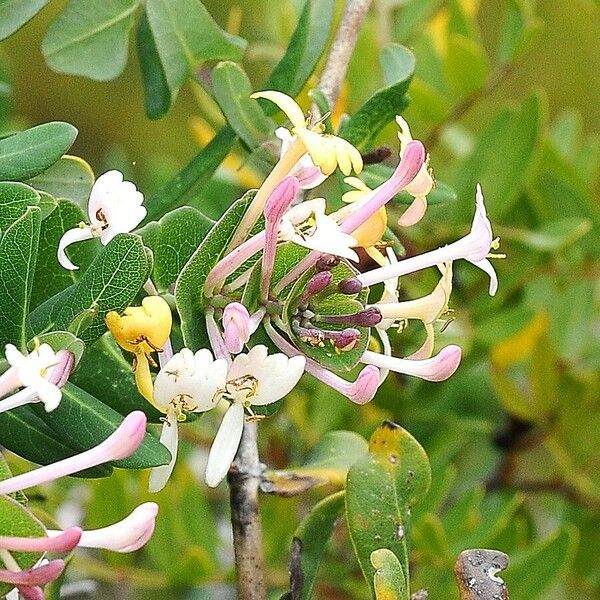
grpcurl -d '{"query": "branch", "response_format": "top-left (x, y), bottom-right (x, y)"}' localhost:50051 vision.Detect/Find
top-left (316, 0), bottom-right (373, 109)
top-left (228, 421), bottom-right (267, 600)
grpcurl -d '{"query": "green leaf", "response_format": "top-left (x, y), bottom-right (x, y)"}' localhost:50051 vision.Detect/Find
top-left (451, 92), bottom-right (544, 220)
top-left (0, 121), bottom-right (78, 181)
top-left (503, 526), bottom-right (578, 600)
top-left (30, 197), bottom-right (99, 309)
top-left (145, 126), bottom-right (237, 221)
top-left (70, 334), bottom-right (162, 421)
top-left (346, 422), bottom-right (431, 598)
top-left (265, 431), bottom-right (368, 494)
top-left (293, 491), bottom-right (345, 600)
top-left (34, 330), bottom-right (85, 367)
top-left (212, 61), bottom-right (275, 148)
top-left (0, 0), bottom-right (49, 40)
top-left (371, 548), bottom-right (408, 600)
top-left (42, 0), bottom-right (140, 81)
top-left (0, 406), bottom-right (112, 478)
top-left (497, 0), bottom-right (543, 64)
top-left (443, 34), bottom-right (490, 96)
top-left (144, 0), bottom-right (246, 105)
top-left (138, 206), bottom-right (213, 292)
top-left (264, 0), bottom-right (335, 98)
top-left (503, 217), bottom-right (592, 252)
top-left (0, 495), bottom-right (45, 597)
top-left (35, 383), bottom-right (170, 469)
top-left (339, 45), bottom-right (415, 150)
top-left (0, 206), bottom-right (41, 350)
top-left (27, 155), bottom-right (94, 207)
top-left (136, 11), bottom-right (171, 119)
top-left (175, 191), bottom-right (256, 350)
top-left (52, 233), bottom-right (152, 344)
top-left (0, 181), bottom-right (40, 230)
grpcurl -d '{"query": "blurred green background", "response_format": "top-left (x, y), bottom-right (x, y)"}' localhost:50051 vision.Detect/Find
top-left (1, 1), bottom-right (599, 599)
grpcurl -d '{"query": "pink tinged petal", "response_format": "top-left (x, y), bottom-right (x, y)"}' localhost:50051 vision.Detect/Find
top-left (397, 196), bottom-right (427, 227)
top-left (148, 411), bottom-right (178, 493)
top-left (222, 303), bottom-right (251, 355)
top-left (0, 560), bottom-right (64, 586)
top-left (295, 165), bottom-right (326, 189)
top-left (57, 227), bottom-right (94, 271)
top-left (0, 528), bottom-right (82, 554)
top-left (361, 345), bottom-right (462, 382)
top-left (63, 503), bottom-right (159, 553)
top-left (340, 140), bottom-right (426, 235)
top-left (0, 411), bottom-right (147, 495)
top-left (205, 402), bottom-right (245, 488)
top-left (46, 350), bottom-right (74, 389)
top-left (16, 585), bottom-right (44, 600)
top-left (205, 311), bottom-right (232, 366)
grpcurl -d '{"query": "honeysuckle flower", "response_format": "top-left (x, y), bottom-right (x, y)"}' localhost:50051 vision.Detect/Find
top-left (0, 344), bottom-right (72, 413)
top-left (275, 127), bottom-right (327, 189)
top-left (204, 345), bottom-right (305, 487)
top-left (48, 503), bottom-right (159, 553)
top-left (0, 411), bottom-right (147, 495)
top-left (148, 349), bottom-right (228, 492)
top-left (373, 262), bottom-right (453, 359)
top-left (0, 558), bottom-right (65, 589)
top-left (57, 170), bottom-right (146, 270)
top-left (105, 296), bottom-right (172, 402)
top-left (280, 198), bottom-right (359, 261)
top-left (395, 116), bottom-right (434, 227)
top-left (253, 91), bottom-right (363, 177)
top-left (357, 185), bottom-right (501, 295)
top-left (362, 344), bottom-right (462, 382)
top-left (222, 303), bottom-right (264, 355)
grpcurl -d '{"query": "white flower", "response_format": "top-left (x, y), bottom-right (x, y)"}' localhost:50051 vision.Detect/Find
top-left (205, 345), bottom-right (305, 487)
top-left (148, 349), bottom-right (228, 492)
top-left (57, 170), bottom-right (146, 270)
top-left (0, 344), bottom-right (62, 411)
top-left (280, 198), bottom-right (359, 261)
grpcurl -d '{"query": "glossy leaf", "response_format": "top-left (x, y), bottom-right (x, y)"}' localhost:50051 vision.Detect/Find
top-left (0, 121), bottom-right (77, 181)
top-left (0, 495), bottom-right (45, 597)
top-left (371, 548), bottom-right (407, 600)
top-left (34, 330), bottom-right (85, 367)
top-left (138, 206), bottom-right (213, 292)
top-left (292, 491), bottom-right (345, 600)
top-left (27, 155), bottom-right (94, 207)
top-left (212, 61), bottom-right (274, 148)
top-left (0, 206), bottom-right (41, 350)
top-left (144, 0), bottom-right (246, 104)
top-left (264, 0), bottom-right (335, 98)
top-left (0, 0), bottom-right (49, 40)
top-left (52, 233), bottom-right (151, 344)
top-left (339, 45), bottom-right (415, 150)
top-left (0, 181), bottom-right (40, 230)
top-left (34, 382), bottom-right (170, 469)
top-left (42, 0), bottom-right (140, 81)
top-left (346, 422), bottom-right (431, 598)
top-left (175, 191), bottom-right (256, 350)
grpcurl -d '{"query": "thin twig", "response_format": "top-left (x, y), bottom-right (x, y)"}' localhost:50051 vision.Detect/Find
top-left (228, 422), bottom-right (267, 600)
top-left (316, 0), bottom-right (373, 109)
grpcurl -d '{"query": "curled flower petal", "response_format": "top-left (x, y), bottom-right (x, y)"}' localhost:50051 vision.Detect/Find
top-left (57, 226), bottom-right (94, 271)
top-left (205, 402), bottom-right (245, 488)
top-left (251, 91), bottom-right (307, 129)
top-left (361, 345), bottom-right (462, 382)
top-left (148, 410), bottom-right (178, 493)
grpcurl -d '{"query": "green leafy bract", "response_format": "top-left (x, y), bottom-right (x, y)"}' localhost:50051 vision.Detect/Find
top-left (0, 0), bottom-right (49, 40)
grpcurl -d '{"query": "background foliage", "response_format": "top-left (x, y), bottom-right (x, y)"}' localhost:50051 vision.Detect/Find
top-left (0, 0), bottom-right (598, 599)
